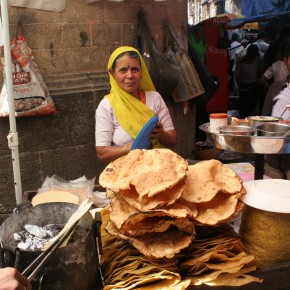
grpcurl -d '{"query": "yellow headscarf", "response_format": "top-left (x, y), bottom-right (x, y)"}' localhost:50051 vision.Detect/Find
top-left (105, 46), bottom-right (156, 139)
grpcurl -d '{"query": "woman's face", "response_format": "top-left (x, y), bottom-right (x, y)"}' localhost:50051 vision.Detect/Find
top-left (111, 54), bottom-right (142, 95)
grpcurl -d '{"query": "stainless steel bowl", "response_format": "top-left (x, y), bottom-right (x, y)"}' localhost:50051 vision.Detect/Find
top-left (256, 123), bottom-right (290, 137)
top-left (246, 116), bottom-right (282, 128)
top-left (218, 125), bottom-right (255, 136)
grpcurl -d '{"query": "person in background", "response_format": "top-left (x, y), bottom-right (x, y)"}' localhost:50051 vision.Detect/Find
top-left (253, 32), bottom-right (269, 55)
top-left (95, 46), bottom-right (177, 162)
top-left (228, 33), bottom-right (241, 94)
top-left (234, 39), bottom-right (249, 61)
top-left (260, 40), bottom-right (289, 89)
top-left (235, 44), bottom-right (264, 118)
top-left (228, 33), bottom-right (241, 62)
top-left (0, 267), bottom-right (31, 290)
top-left (262, 41), bottom-right (290, 179)
top-left (232, 39), bottom-right (249, 88)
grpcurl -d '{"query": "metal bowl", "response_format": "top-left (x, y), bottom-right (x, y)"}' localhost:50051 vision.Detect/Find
top-left (199, 123), bottom-right (290, 154)
top-left (246, 116), bottom-right (282, 128)
top-left (256, 123), bottom-right (290, 137)
top-left (218, 125), bottom-right (255, 136)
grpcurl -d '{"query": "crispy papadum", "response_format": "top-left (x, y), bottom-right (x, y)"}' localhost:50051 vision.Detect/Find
top-left (99, 149), bottom-right (188, 197)
top-left (121, 178), bottom-right (186, 211)
top-left (194, 192), bottom-right (241, 226)
top-left (31, 190), bottom-right (80, 206)
top-left (119, 211), bottom-right (194, 236)
top-left (157, 198), bottom-right (198, 219)
top-left (182, 160), bottom-right (242, 203)
top-left (106, 219), bottom-right (195, 259)
top-left (129, 227), bottom-right (195, 258)
top-left (109, 194), bottom-right (139, 230)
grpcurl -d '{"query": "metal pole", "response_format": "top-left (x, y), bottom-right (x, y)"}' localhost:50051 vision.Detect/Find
top-left (1, 0), bottom-right (23, 204)
top-left (254, 154), bottom-right (265, 180)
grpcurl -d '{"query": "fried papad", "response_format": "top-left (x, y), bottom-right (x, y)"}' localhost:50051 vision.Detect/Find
top-left (104, 270), bottom-right (189, 290)
top-left (99, 149), bottom-right (188, 198)
top-left (129, 227), bottom-right (195, 259)
top-left (106, 219), bottom-right (129, 240)
top-left (120, 178), bottom-right (186, 211)
top-left (119, 211), bottom-right (194, 236)
top-left (109, 194), bottom-right (139, 230)
top-left (31, 190), bottom-right (80, 206)
top-left (220, 200), bottom-right (244, 225)
top-left (101, 207), bottom-right (261, 288)
top-left (194, 192), bottom-right (241, 226)
top-left (101, 216), bottom-right (190, 290)
top-left (182, 160), bottom-right (242, 203)
top-left (157, 198), bottom-right (198, 219)
top-left (106, 189), bottom-right (116, 199)
top-left (107, 219), bottom-right (195, 259)
top-left (179, 225), bottom-right (262, 287)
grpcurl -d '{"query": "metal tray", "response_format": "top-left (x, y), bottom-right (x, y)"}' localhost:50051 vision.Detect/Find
top-left (199, 123), bottom-right (290, 154)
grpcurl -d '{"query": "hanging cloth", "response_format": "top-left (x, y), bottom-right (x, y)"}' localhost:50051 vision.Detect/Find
top-left (164, 25), bottom-right (205, 103)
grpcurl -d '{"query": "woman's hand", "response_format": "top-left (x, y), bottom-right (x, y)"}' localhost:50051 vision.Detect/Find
top-left (96, 143), bottom-right (132, 162)
top-left (0, 267), bottom-right (31, 290)
top-left (151, 122), bottom-right (164, 139)
top-left (151, 122), bottom-right (177, 147)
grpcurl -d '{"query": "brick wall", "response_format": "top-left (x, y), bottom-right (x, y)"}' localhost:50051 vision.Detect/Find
top-left (0, 0), bottom-right (195, 222)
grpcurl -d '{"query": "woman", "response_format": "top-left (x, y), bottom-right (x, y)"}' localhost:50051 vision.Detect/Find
top-left (95, 46), bottom-right (177, 162)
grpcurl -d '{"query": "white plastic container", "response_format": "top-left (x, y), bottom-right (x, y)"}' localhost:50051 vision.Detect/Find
top-left (241, 179), bottom-right (290, 213)
top-left (209, 113), bottom-right (228, 133)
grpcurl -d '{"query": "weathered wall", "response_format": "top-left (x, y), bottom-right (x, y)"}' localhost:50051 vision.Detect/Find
top-left (0, 0), bottom-right (195, 222)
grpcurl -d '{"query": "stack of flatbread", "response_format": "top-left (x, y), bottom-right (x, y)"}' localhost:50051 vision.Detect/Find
top-left (180, 225), bottom-right (262, 286)
top-left (100, 149), bottom-right (194, 258)
top-left (99, 149), bottom-right (245, 259)
top-left (100, 207), bottom-right (191, 290)
top-left (100, 208), bottom-right (262, 289)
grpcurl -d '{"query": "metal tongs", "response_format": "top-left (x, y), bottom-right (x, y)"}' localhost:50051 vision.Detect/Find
top-left (22, 199), bottom-right (92, 282)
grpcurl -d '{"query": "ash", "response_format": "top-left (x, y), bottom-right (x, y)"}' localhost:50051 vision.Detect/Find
top-left (14, 224), bottom-right (63, 251)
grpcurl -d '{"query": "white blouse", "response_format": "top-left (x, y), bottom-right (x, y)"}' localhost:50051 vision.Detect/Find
top-left (95, 91), bottom-right (175, 146)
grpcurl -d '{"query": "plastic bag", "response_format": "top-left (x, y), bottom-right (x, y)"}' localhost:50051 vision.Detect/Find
top-left (38, 175), bottom-right (109, 208)
top-left (0, 25), bottom-right (57, 117)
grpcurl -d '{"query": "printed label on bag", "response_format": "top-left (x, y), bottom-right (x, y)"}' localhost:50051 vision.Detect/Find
top-left (13, 71), bottom-right (31, 85)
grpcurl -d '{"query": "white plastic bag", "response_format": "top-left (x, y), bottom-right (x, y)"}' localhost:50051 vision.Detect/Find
top-left (38, 175), bottom-right (109, 208)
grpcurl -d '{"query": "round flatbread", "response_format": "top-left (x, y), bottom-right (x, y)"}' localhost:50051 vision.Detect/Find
top-left (182, 160), bottom-right (242, 203)
top-left (129, 227), bottom-right (195, 258)
top-left (109, 194), bottom-right (139, 230)
top-left (119, 211), bottom-right (194, 236)
top-left (31, 191), bottom-right (80, 206)
top-left (194, 192), bottom-right (241, 226)
top-left (99, 149), bottom-right (188, 198)
top-left (120, 178), bottom-right (186, 211)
